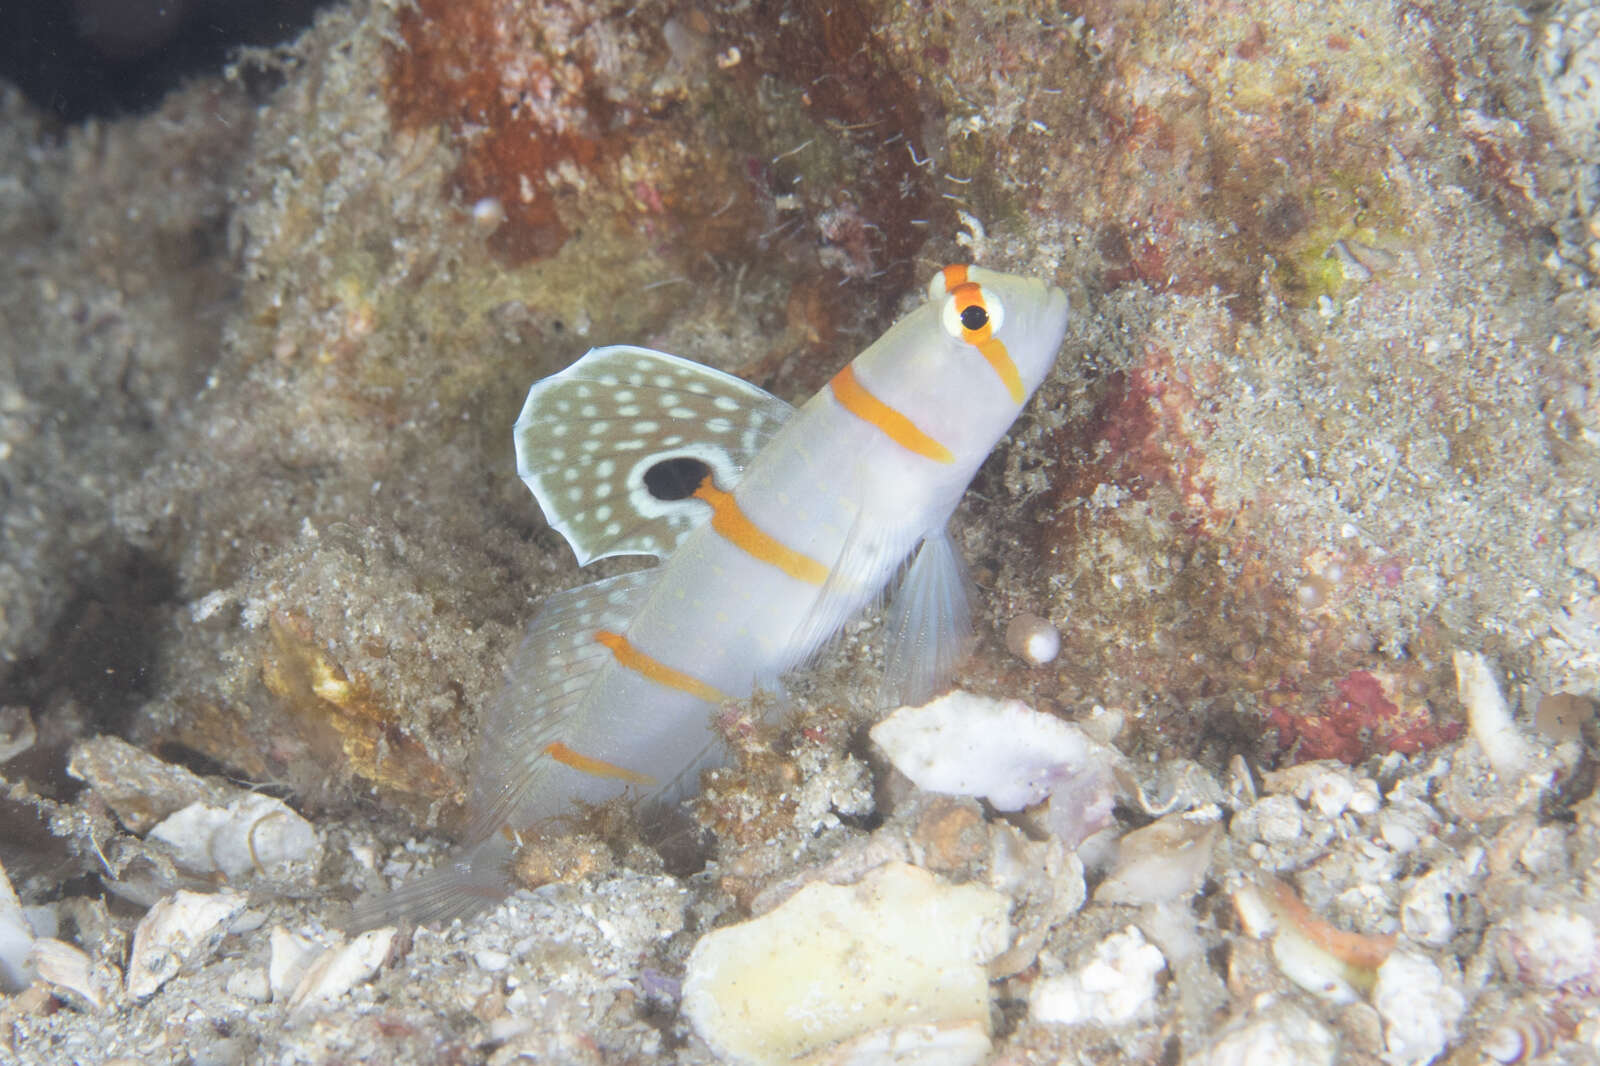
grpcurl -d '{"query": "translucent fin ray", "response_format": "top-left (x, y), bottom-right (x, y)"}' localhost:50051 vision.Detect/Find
top-left (880, 528), bottom-right (975, 707)
top-left (350, 835), bottom-right (516, 931)
top-left (782, 500), bottom-right (922, 682)
top-left (515, 346), bottom-right (795, 564)
top-left (466, 568), bottom-right (658, 842)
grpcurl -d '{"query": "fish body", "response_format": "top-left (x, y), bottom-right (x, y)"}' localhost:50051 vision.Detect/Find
top-left (360, 265), bottom-right (1069, 925)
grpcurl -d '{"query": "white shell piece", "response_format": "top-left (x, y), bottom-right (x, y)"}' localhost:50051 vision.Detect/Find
top-left (1453, 650), bottom-right (1534, 778)
top-left (473, 948), bottom-right (510, 973)
top-left (29, 937), bottom-right (118, 1011)
top-left (1094, 809), bottom-right (1222, 906)
top-left (1230, 883), bottom-right (1278, 940)
top-left (1031, 926), bottom-right (1167, 1027)
top-left (682, 862), bottom-right (1009, 1066)
top-left (870, 691), bottom-right (1100, 811)
top-left (1196, 1002), bottom-right (1338, 1066)
top-left (803, 1021), bottom-right (991, 1066)
top-left (286, 928), bottom-right (395, 1013)
top-left (147, 793), bottom-right (320, 881)
top-left (1373, 951), bottom-right (1466, 1066)
top-left (126, 889), bottom-right (246, 999)
top-left (0, 856), bottom-right (34, 993)
top-left (1270, 927), bottom-right (1361, 1005)
top-left (268, 926), bottom-right (323, 1001)
top-left (1231, 881), bottom-right (1374, 1005)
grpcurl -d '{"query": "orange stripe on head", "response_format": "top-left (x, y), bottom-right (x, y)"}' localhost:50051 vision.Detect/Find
top-left (829, 365), bottom-right (954, 464)
top-left (691, 479), bottom-right (830, 585)
top-left (941, 264), bottom-right (969, 292)
top-left (594, 629), bottom-right (728, 703)
top-left (978, 338), bottom-right (1024, 403)
top-left (949, 281), bottom-right (1025, 403)
top-left (543, 740), bottom-right (658, 786)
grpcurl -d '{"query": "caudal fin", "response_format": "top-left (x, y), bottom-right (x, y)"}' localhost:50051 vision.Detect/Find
top-left (349, 836), bottom-right (515, 931)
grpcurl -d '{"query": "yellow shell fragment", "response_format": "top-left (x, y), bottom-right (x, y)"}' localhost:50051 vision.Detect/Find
top-left (682, 862), bottom-right (1010, 1066)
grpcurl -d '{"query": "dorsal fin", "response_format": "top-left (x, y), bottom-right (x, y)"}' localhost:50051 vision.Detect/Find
top-left (514, 346), bottom-right (795, 564)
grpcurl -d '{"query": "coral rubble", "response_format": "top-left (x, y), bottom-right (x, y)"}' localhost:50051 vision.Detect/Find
top-left (2, 0), bottom-right (1598, 1061)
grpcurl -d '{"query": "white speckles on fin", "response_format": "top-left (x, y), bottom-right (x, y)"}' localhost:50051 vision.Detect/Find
top-left (881, 528), bottom-right (975, 707)
top-left (515, 346), bottom-right (795, 564)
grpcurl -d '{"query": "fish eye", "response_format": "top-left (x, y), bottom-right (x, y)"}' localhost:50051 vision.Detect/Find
top-left (940, 286), bottom-right (1005, 340)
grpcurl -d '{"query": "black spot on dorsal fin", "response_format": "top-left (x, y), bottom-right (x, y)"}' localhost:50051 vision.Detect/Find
top-left (644, 456), bottom-right (712, 501)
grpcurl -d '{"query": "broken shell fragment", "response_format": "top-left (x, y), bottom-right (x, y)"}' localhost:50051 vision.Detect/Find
top-left (1453, 650), bottom-right (1534, 779)
top-left (682, 862), bottom-right (1009, 1066)
top-left (126, 889), bottom-right (246, 999)
top-left (286, 928), bottom-right (396, 1014)
top-left (268, 925), bottom-right (323, 1001)
top-left (1231, 877), bottom-right (1395, 1004)
top-left (1497, 905), bottom-right (1600, 989)
top-left (0, 857), bottom-right (35, 993)
top-left (28, 937), bottom-right (118, 1012)
top-left (870, 691), bottom-right (1104, 812)
top-left (1094, 808), bottom-right (1222, 906)
top-left (147, 793), bottom-right (320, 882)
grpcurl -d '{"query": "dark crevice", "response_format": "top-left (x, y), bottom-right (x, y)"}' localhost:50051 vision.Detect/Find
top-left (0, 0), bottom-right (335, 123)
top-left (0, 544), bottom-right (177, 747)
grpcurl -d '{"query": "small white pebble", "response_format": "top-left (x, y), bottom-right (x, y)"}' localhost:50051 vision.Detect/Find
top-left (1254, 796), bottom-right (1305, 844)
top-left (1032, 926), bottom-right (1165, 1026)
top-left (1347, 782), bottom-right (1382, 816)
top-left (1378, 810), bottom-right (1422, 853)
top-left (1005, 613), bottom-right (1061, 666)
top-left (1374, 951), bottom-right (1465, 1064)
top-left (474, 949), bottom-right (511, 972)
top-left (471, 196), bottom-right (507, 232)
top-left (1307, 771), bottom-right (1355, 818)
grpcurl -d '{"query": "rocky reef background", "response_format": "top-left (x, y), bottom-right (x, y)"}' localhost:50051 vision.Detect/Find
top-left (2, 0), bottom-right (1599, 1062)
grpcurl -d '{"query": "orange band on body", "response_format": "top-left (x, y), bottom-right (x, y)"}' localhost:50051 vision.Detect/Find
top-left (594, 629), bottom-right (727, 704)
top-left (829, 365), bottom-right (955, 464)
top-left (542, 740), bottom-right (658, 786)
top-left (691, 481), bottom-right (830, 585)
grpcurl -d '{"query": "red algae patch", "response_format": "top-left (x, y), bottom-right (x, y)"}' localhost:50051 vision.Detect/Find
top-left (385, 0), bottom-right (615, 263)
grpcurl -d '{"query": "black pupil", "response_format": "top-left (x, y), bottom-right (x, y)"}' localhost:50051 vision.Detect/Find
top-left (643, 456), bottom-right (712, 501)
top-left (959, 304), bottom-right (988, 331)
